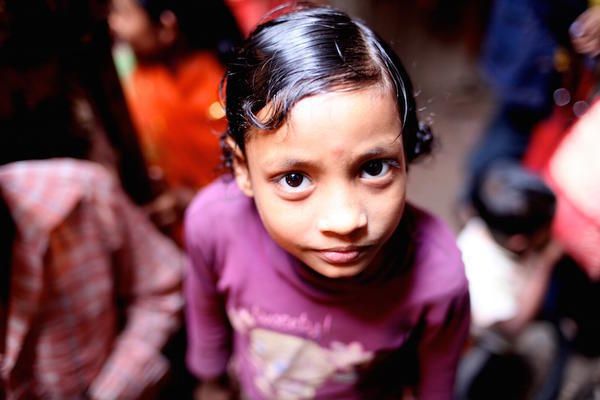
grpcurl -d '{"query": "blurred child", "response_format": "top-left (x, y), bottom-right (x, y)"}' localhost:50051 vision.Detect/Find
top-left (1, 7), bottom-right (184, 397)
top-left (184, 4), bottom-right (469, 399)
top-left (460, 161), bottom-right (560, 337)
top-left (457, 161), bottom-right (562, 398)
top-left (109, 0), bottom-right (242, 231)
top-left (0, 159), bottom-right (183, 399)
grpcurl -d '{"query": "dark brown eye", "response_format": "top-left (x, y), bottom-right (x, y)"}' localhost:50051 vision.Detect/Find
top-left (277, 172), bottom-right (311, 194)
top-left (362, 160), bottom-right (384, 177)
top-left (284, 173), bottom-right (305, 187)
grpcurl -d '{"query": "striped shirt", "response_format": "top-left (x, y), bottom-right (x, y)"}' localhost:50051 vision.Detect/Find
top-left (0, 159), bottom-right (183, 399)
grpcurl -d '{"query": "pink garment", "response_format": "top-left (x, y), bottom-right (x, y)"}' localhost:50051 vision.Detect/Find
top-left (545, 99), bottom-right (600, 279)
top-left (0, 159), bottom-right (183, 399)
top-left (184, 179), bottom-right (470, 399)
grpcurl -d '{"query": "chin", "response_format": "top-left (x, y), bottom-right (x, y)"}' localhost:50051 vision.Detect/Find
top-left (309, 262), bottom-right (367, 279)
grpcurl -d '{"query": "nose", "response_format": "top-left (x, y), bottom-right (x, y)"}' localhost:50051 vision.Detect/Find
top-left (316, 189), bottom-right (367, 236)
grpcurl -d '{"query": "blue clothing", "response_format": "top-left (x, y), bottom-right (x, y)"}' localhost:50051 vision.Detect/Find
top-left (482, 0), bottom-right (586, 111)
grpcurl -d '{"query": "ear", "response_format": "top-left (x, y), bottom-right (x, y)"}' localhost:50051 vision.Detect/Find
top-left (226, 136), bottom-right (254, 197)
top-left (158, 10), bottom-right (178, 46)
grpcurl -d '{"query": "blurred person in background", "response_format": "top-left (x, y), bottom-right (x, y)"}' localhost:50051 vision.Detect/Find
top-left (0, 0), bottom-right (157, 205)
top-left (462, 0), bottom-right (600, 215)
top-left (0, 1), bottom-right (96, 167)
top-left (0, 159), bottom-right (183, 400)
top-left (456, 161), bottom-right (562, 399)
top-left (109, 0), bottom-right (242, 239)
top-left (459, 94), bottom-right (600, 400)
top-left (541, 95), bottom-right (600, 399)
top-left (1, 1), bottom-right (184, 398)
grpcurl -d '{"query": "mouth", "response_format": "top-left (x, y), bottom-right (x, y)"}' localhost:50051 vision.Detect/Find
top-left (315, 246), bottom-right (373, 265)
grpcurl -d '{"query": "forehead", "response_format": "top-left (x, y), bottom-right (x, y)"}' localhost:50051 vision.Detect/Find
top-left (246, 85), bottom-right (403, 163)
top-left (292, 83), bottom-right (397, 123)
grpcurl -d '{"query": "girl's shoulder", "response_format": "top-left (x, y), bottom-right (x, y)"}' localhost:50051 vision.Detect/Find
top-left (187, 177), bottom-right (246, 214)
top-left (405, 204), bottom-right (468, 301)
top-left (409, 205), bottom-right (460, 255)
top-left (184, 177), bottom-right (258, 246)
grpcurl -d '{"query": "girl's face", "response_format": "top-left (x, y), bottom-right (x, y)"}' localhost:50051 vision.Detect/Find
top-left (233, 85), bottom-right (407, 278)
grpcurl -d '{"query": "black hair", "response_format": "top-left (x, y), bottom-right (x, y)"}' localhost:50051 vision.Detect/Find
top-left (136, 0), bottom-right (242, 62)
top-left (223, 3), bottom-right (433, 166)
top-left (471, 161), bottom-right (556, 237)
top-left (0, 0), bottom-right (95, 165)
top-left (0, 0), bottom-right (61, 68)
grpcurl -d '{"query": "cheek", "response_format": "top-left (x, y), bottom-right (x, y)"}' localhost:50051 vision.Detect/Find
top-left (255, 195), bottom-right (312, 237)
top-left (252, 190), bottom-right (314, 248)
top-left (366, 182), bottom-right (407, 232)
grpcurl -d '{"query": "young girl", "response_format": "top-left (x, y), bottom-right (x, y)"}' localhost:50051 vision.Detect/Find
top-left (185, 4), bottom-right (470, 399)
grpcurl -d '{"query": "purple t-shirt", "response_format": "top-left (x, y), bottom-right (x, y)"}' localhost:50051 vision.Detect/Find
top-left (185, 179), bottom-right (469, 400)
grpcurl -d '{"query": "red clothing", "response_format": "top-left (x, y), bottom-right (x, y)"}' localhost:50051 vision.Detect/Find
top-left (544, 99), bottom-right (600, 279)
top-left (225, 0), bottom-right (287, 35)
top-left (0, 159), bottom-right (183, 399)
top-left (124, 52), bottom-right (226, 189)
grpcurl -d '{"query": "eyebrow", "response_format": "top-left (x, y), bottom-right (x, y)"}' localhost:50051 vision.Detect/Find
top-left (359, 142), bottom-right (403, 158)
top-left (269, 158), bottom-right (315, 171)
top-left (263, 144), bottom-right (402, 171)
top-left (362, 146), bottom-right (389, 158)
top-left (354, 143), bottom-right (405, 167)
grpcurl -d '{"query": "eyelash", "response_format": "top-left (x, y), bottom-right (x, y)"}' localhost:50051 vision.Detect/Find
top-left (275, 172), bottom-right (312, 193)
top-left (359, 159), bottom-right (400, 179)
top-left (274, 158), bottom-right (401, 194)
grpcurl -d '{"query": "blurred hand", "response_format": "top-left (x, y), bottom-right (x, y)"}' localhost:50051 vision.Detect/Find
top-left (144, 186), bottom-right (195, 230)
top-left (533, 240), bottom-right (563, 272)
top-left (543, 239), bottom-right (563, 260)
top-left (571, 6), bottom-right (600, 56)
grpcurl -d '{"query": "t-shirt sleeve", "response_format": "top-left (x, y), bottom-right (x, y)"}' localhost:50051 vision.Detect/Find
top-left (184, 196), bottom-right (233, 379)
top-left (416, 284), bottom-right (470, 400)
top-left (458, 223), bottom-right (519, 328)
top-left (464, 264), bottom-right (518, 329)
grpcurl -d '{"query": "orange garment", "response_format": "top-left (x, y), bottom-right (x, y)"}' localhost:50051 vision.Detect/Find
top-left (124, 52), bottom-right (225, 189)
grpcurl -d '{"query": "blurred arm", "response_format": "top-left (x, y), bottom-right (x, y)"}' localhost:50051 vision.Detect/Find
top-left (183, 203), bottom-right (234, 398)
top-left (88, 186), bottom-right (184, 400)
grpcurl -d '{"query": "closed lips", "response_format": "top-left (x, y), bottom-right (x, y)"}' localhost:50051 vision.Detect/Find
top-left (316, 246), bottom-right (371, 264)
